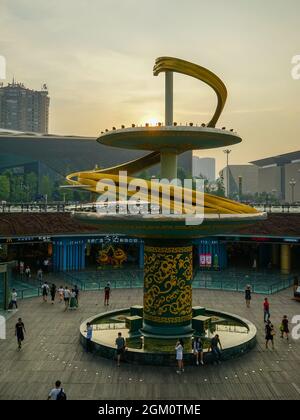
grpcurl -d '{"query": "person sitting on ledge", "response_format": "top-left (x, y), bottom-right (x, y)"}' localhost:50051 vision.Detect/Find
top-left (210, 334), bottom-right (222, 364)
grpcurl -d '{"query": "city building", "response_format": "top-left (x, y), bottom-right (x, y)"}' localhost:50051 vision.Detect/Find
top-left (0, 81), bottom-right (49, 133)
top-left (192, 156), bottom-right (215, 180)
top-left (251, 150), bottom-right (300, 203)
top-left (0, 130), bottom-right (192, 198)
top-left (219, 164), bottom-right (258, 198)
top-left (0, 212), bottom-right (299, 278)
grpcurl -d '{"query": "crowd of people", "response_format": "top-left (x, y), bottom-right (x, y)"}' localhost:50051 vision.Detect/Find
top-left (40, 282), bottom-right (80, 310)
top-left (174, 333), bottom-right (222, 374)
top-left (263, 300), bottom-right (290, 349)
top-left (243, 284), bottom-right (290, 349)
top-left (170, 286), bottom-right (292, 373)
top-left (18, 258), bottom-right (50, 280)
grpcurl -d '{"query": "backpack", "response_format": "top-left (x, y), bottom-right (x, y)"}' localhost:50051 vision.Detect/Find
top-left (56, 388), bottom-right (67, 400)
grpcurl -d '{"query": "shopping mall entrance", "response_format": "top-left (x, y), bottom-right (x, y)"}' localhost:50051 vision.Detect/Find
top-left (226, 241), bottom-right (259, 269)
top-left (0, 240), bottom-right (52, 274)
top-left (225, 240), bottom-right (300, 272)
top-left (194, 237), bottom-right (300, 273)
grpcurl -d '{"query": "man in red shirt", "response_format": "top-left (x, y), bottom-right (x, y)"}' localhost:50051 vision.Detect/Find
top-left (263, 298), bottom-right (270, 322)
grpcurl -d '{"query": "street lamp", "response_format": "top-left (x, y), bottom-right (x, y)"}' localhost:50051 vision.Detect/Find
top-left (223, 149), bottom-right (231, 198)
top-left (20, 181), bottom-right (29, 202)
top-left (289, 178), bottom-right (296, 204)
top-left (238, 175), bottom-right (242, 201)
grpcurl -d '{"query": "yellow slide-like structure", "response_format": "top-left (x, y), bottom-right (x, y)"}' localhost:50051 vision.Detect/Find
top-left (66, 170), bottom-right (256, 215)
top-left (153, 56), bottom-right (227, 128)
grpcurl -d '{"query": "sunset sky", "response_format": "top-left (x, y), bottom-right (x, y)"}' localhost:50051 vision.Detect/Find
top-left (1, 0), bottom-right (300, 172)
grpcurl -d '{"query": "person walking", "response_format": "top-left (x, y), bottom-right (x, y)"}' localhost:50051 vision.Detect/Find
top-left (19, 261), bottom-right (24, 278)
top-left (193, 336), bottom-right (204, 365)
top-left (42, 282), bottom-right (50, 302)
top-left (25, 266), bottom-right (31, 280)
top-left (47, 380), bottom-right (67, 400)
top-left (245, 285), bottom-right (251, 308)
top-left (86, 323), bottom-right (93, 353)
top-left (104, 283), bottom-right (111, 306)
top-left (280, 315), bottom-right (289, 340)
top-left (265, 320), bottom-right (275, 349)
top-left (63, 286), bottom-right (71, 311)
top-left (15, 317), bottom-right (26, 350)
top-left (115, 332), bottom-right (126, 367)
top-left (58, 286), bottom-right (64, 303)
top-left (37, 268), bottom-right (43, 284)
top-left (43, 258), bottom-right (49, 274)
top-left (50, 283), bottom-right (57, 304)
top-left (69, 289), bottom-right (78, 310)
top-left (263, 298), bottom-right (270, 322)
top-left (175, 338), bottom-right (184, 374)
top-left (210, 334), bottom-right (222, 364)
top-left (74, 285), bottom-right (79, 305)
top-left (10, 288), bottom-right (18, 310)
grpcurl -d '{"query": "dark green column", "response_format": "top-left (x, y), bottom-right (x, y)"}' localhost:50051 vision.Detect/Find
top-left (142, 241), bottom-right (193, 337)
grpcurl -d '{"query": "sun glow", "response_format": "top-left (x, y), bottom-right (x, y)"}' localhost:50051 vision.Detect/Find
top-left (140, 116), bottom-right (162, 126)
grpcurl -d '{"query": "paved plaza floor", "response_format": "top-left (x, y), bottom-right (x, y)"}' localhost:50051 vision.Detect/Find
top-left (0, 284), bottom-right (300, 400)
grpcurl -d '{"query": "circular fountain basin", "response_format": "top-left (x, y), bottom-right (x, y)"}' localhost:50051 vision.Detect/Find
top-left (80, 307), bottom-right (257, 366)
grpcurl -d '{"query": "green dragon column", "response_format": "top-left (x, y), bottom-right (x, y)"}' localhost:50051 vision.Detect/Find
top-left (142, 241), bottom-right (194, 339)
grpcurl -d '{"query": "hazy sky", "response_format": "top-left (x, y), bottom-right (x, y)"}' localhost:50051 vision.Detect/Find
top-left (1, 0), bottom-right (300, 172)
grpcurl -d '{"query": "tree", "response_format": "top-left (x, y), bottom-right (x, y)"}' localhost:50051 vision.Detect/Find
top-left (9, 175), bottom-right (27, 202)
top-left (177, 167), bottom-right (187, 182)
top-left (40, 175), bottom-right (54, 200)
top-left (214, 177), bottom-right (225, 197)
top-left (0, 175), bottom-right (10, 201)
top-left (138, 170), bottom-right (151, 180)
top-left (25, 172), bottom-right (38, 201)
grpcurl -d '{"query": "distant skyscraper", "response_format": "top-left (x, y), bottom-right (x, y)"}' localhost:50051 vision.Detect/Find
top-left (192, 156), bottom-right (215, 181)
top-left (219, 164), bottom-right (258, 197)
top-left (0, 80), bottom-right (49, 133)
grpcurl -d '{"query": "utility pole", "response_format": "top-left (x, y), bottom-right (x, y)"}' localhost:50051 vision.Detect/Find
top-left (223, 149), bottom-right (231, 198)
top-left (238, 176), bottom-right (242, 201)
top-left (160, 71), bottom-right (177, 180)
top-left (289, 178), bottom-right (296, 204)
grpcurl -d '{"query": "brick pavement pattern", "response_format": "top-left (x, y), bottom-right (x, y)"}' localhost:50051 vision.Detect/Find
top-left (0, 286), bottom-right (300, 400)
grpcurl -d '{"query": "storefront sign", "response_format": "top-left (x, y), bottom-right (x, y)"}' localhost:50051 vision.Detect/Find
top-left (1, 236), bottom-right (52, 244)
top-left (199, 254), bottom-right (206, 267)
top-left (205, 253), bottom-right (212, 267)
top-left (199, 240), bottom-right (219, 245)
top-left (200, 253), bottom-right (212, 267)
top-left (88, 236), bottom-right (141, 244)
